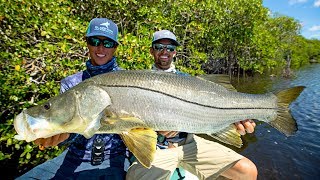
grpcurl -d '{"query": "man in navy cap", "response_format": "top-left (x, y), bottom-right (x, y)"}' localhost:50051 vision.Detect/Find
top-left (16, 18), bottom-right (128, 180)
top-left (126, 30), bottom-right (258, 180)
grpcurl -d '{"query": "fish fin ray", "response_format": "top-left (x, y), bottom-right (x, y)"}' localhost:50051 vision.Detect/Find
top-left (99, 113), bottom-right (148, 133)
top-left (271, 86), bottom-right (305, 136)
top-left (208, 124), bottom-right (243, 148)
top-left (101, 109), bottom-right (145, 125)
top-left (120, 128), bottom-right (157, 168)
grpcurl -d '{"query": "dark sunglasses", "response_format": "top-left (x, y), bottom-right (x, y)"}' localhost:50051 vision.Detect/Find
top-left (87, 37), bottom-right (117, 48)
top-left (153, 43), bottom-right (176, 52)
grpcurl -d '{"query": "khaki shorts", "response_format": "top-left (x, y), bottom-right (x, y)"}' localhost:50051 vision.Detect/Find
top-left (126, 134), bottom-right (243, 180)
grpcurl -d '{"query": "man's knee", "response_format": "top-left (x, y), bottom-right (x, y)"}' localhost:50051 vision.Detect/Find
top-left (234, 157), bottom-right (258, 179)
top-left (222, 157), bottom-right (258, 180)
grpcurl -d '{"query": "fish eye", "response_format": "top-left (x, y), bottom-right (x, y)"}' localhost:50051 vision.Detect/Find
top-left (43, 103), bottom-right (51, 110)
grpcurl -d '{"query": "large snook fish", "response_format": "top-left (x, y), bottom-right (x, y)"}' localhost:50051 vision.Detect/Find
top-left (14, 70), bottom-right (305, 168)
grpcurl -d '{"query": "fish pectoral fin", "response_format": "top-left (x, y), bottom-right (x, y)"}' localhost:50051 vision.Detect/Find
top-left (101, 109), bottom-right (146, 125)
top-left (120, 128), bottom-right (157, 168)
top-left (208, 124), bottom-right (243, 148)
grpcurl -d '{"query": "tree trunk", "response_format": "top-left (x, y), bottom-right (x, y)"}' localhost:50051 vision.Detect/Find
top-left (283, 52), bottom-right (293, 77)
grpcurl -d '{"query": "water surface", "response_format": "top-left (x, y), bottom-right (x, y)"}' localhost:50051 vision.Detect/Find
top-left (232, 64), bottom-right (320, 179)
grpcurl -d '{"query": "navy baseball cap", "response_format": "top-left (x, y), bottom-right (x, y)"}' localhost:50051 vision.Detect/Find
top-left (86, 18), bottom-right (119, 44)
top-left (152, 30), bottom-right (180, 46)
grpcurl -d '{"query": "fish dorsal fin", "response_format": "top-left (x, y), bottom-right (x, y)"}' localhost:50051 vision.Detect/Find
top-left (208, 124), bottom-right (243, 148)
top-left (120, 128), bottom-right (157, 168)
top-left (197, 74), bottom-right (236, 91)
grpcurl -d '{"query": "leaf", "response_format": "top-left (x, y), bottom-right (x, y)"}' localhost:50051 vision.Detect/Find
top-left (41, 31), bottom-right (47, 36)
top-left (15, 65), bottom-right (20, 71)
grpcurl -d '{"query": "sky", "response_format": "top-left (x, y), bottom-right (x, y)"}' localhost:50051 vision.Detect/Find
top-left (262, 0), bottom-right (320, 40)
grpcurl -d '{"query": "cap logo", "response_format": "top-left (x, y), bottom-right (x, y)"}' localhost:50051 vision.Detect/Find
top-left (100, 22), bottom-right (110, 28)
top-left (94, 22), bottom-right (113, 35)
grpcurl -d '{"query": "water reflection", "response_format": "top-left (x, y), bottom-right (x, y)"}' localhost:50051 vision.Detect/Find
top-left (231, 64), bottom-right (320, 179)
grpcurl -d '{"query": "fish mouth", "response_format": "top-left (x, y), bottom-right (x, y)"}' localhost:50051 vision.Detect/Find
top-left (14, 110), bottom-right (39, 142)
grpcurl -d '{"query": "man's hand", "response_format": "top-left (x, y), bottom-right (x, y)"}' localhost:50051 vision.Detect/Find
top-left (157, 131), bottom-right (180, 148)
top-left (157, 131), bottom-right (179, 138)
top-left (234, 119), bottom-right (256, 135)
top-left (34, 133), bottom-right (70, 150)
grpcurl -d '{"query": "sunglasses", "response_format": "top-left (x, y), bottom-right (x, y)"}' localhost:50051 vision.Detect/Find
top-left (87, 37), bottom-right (117, 48)
top-left (153, 43), bottom-right (176, 52)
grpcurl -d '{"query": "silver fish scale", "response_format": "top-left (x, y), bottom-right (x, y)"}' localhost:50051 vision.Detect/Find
top-left (86, 70), bottom-right (277, 110)
top-left (97, 84), bottom-right (277, 134)
top-left (14, 70), bottom-right (302, 143)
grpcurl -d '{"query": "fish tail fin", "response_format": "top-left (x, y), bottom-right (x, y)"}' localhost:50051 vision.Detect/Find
top-left (270, 86), bottom-right (305, 136)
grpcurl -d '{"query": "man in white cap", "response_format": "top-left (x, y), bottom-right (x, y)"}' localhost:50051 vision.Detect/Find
top-left (126, 30), bottom-right (258, 180)
top-left (16, 18), bottom-right (129, 180)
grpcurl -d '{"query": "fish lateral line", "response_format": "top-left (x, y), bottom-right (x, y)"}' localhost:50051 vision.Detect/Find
top-left (101, 84), bottom-right (275, 110)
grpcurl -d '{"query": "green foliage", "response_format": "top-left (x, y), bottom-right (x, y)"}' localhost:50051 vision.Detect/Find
top-left (1, 0), bottom-right (320, 178)
top-left (117, 31), bottom-right (153, 70)
top-left (0, 0), bottom-right (85, 177)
